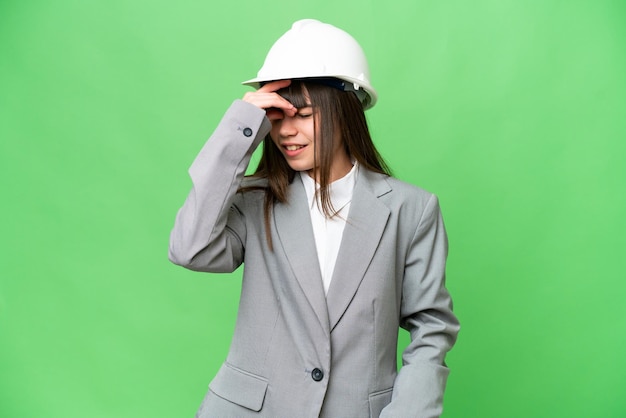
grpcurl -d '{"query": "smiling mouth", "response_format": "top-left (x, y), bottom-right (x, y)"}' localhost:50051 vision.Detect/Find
top-left (284, 145), bottom-right (305, 151)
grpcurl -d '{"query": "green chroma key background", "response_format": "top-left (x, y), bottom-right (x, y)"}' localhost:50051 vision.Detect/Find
top-left (1, 1), bottom-right (625, 416)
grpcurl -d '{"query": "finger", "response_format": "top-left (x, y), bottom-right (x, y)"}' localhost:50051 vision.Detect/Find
top-left (243, 92), bottom-right (296, 116)
top-left (242, 92), bottom-right (291, 109)
top-left (257, 79), bottom-right (291, 93)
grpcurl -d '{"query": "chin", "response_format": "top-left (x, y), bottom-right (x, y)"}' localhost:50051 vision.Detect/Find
top-left (287, 163), bottom-right (314, 173)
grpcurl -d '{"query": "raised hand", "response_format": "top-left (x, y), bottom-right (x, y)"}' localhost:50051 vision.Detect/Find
top-left (242, 79), bottom-right (297, 121)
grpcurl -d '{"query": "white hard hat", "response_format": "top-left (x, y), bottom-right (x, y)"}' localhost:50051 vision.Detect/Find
top-left (242, 19), bottom-right (377, 109)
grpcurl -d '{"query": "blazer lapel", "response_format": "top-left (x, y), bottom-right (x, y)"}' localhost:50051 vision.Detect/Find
top-left (326, 169), bottom-right (391, 331)
top-left (273, 176), bottom-right (330, 334)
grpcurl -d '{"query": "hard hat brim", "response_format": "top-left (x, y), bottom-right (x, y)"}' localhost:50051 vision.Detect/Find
top-left (241, 75), bottom-right (378, 110)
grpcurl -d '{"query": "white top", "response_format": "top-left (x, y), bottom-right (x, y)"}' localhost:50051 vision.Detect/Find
top-left (300, 163), bottom-right (358, 295)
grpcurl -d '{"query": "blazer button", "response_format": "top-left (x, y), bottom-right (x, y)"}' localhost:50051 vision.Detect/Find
top-left (311, 368), bottom-right (324, 381)
top-left (243, 127), bottom-right (253, 137)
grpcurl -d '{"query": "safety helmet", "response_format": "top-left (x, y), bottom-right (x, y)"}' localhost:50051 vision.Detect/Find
top-left (242, 19), bottom-right (377, 109)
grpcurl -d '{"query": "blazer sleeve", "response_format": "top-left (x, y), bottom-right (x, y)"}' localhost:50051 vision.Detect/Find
top-left (380, 194), bottom-right (460, 418)
top-left (168, 99), bottom-right (271, 273)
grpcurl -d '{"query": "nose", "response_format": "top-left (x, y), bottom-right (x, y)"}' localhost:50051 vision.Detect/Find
top-left (278, 115), bottom-right (297, 138)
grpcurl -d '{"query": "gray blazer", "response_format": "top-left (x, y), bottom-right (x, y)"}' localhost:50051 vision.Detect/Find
top-left (169, 100), bottom-right (459, 418)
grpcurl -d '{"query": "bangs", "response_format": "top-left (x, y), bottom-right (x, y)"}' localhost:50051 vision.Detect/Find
top-left (277, 81), bottom-right (313, 109)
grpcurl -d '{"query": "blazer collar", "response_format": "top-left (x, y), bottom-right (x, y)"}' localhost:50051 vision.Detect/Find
top-left (273, 175), bottom-right (330, 334)
top-left (326, 169), bottom-right (391, 331)
top-left (273, 169), bottom-right (392, 334)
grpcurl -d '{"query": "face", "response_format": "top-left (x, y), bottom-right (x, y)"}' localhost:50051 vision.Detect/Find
top-left (269, 82), bottom-right (353, 182)
top-left (270, 104), bottom-right (318, 176)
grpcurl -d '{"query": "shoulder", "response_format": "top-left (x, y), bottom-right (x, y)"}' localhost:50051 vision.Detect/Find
top-left (359, 169), bottom-right (442, 230)
top-left (240, 175), bottom-right (268, 189)
top-left (387, 176), bottom-right (433, 199)
top-left (361, 169), bottom-right (435, 204)
top-left (235, 176), bottom-right (267, 203)
top-left (387, 177), bottom-right (440, 221)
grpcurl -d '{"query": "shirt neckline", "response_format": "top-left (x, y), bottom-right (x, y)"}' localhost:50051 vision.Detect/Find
top-left (300, 162), bottom-right (358, 212)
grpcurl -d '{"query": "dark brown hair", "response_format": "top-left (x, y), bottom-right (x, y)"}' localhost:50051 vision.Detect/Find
top-left (241, 79), bottom-right (391, 248)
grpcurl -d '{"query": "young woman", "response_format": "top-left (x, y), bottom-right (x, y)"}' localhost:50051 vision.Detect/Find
top-left (169, 19), bottom-right (459, 418)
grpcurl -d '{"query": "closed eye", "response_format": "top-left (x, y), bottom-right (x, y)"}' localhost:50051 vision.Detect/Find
top-left (296, 106), bottom-right (314, 118)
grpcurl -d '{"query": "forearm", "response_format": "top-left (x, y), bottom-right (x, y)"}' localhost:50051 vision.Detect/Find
top-left (381, 194), bottom-right (460, 418)
top-left (168, 99), bottom-right (271, 271)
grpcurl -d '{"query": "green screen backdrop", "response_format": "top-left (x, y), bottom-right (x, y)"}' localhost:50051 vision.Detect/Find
top-left (1, 1), bottom-right (625, 417)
